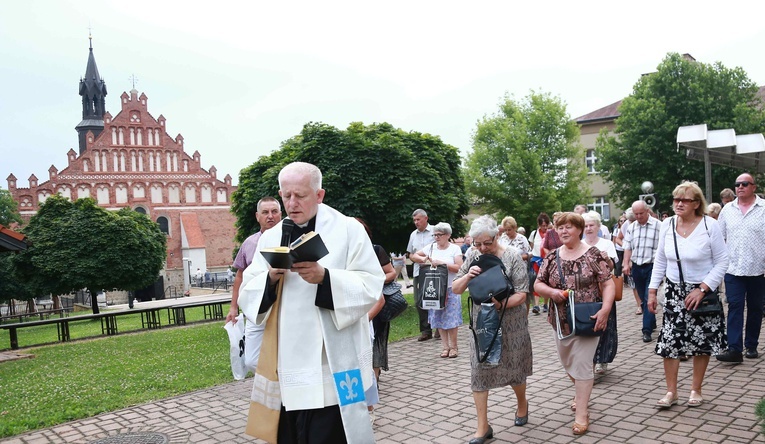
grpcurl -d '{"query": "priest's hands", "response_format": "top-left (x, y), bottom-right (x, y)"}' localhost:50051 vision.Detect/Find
top-left (292, 261), bottom-right (326, 284)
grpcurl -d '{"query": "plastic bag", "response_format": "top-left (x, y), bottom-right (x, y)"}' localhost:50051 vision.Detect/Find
top-left (224, 314), bottom-right (247, 380)
top-left (476, 302), bottom-right (503, 366)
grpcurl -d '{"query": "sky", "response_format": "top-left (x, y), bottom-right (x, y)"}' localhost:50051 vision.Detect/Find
top-left (2, 1), bottom-right (765, 187)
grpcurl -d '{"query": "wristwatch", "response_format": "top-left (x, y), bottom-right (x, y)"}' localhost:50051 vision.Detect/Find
top-left (699, 287), bottom-right (707, 294)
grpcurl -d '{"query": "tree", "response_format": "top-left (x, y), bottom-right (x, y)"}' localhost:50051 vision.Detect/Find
top-left (463, 91), bottom-right (590, 230)
top-left (0, 188), bottom-right (22, 226)
top-left (231, 122), bottom-right (470, 253)
top-left (597, 53), bottom-right (765, 212)
top-left (12, 196), bottom-right (167, 314)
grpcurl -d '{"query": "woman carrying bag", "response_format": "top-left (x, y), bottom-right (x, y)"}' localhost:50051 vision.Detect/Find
top-left (452, 215), bottom-right (532, 444)
top-left (534, 212), bottom-right (615, 436)
top-left (647, 182), bottom-right (728, 409)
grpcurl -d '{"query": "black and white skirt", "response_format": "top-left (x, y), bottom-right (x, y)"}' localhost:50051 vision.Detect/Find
top-left (655, 279), bottom-right (726, 359)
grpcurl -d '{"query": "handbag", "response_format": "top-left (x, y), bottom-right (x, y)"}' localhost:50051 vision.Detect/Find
top-left (469, 302), bottom-right (504, 365)
top-left (378, 282), bottom-right (408, 322)
top-left (417, 245), bottom-right (449, 310)
top-left (553, 249), bottom-right (603, 339)
top-left (671, 217), bottom-right (722, 316)
top-left (467, 254), bottom-right (514, 304)
top-left (612, 275), bottom-right (624, 302)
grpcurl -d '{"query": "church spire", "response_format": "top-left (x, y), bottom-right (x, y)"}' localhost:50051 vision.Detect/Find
top-left (75, 33), bottom-right (108, 154)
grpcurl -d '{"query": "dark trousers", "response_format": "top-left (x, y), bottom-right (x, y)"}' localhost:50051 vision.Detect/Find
top-left (412, 273), bottom-right (431, 334)
top-left (277, 404), bottom-right (347, 444)
top-left (631, 262), bottom-right (656, 334)
top-left (723, 274), bottom-right (765, 352)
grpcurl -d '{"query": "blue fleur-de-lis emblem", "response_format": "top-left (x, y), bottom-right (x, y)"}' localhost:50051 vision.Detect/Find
top-left (333, 369), bottom-right (365, 406)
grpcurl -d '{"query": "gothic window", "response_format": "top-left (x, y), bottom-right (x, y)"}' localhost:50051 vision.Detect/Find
top-left (138, 152), bottom-right (144, 171)
top-left (84, 159), bottom-right (89, 172)
top-left (155, 152), bottom-right (162, 171)
top-left (133, 184), bottom-right (145, 199)
top-left (173, 153), bottom-right (178, 171)
top-left (120, 151), bottom-right (126, 171)
top-left (134, 207), bottom-right (147, 215)
top-left (185, 184), bottom-right (196, 203)
top-left (130, 113), bottom-right (140, 123)
top-left (101, 150), bottom-right (108, 171)
top-left (78, 186), bottom-right (90, 199)
top-left (137, 128), bottom-right (143, 145)
top-left (97, 186), bottom-right (109, 204)
top-left (111, 127), bottom-right (117, 145)
top-left (216, 188), bottom-right (227, 203)
top-left (151, 185), bottom-right (163, 203)
top-left (157, 216), bottom-right (169, 235)
top-left (57, 186), bottom-right (71, 201)
top-left (131, 152), bottom-right (137, 171)
top-left (113, 151), bottom-right (119, 171)
top-left (118, 128), bottom-right (125, 145)
top-left (94, 152), bottom-right (100, 172)
top-left (166, 152), bottom-right (172, 172)
top-left (148, 129), bottom-right (154, 146)
top-left (38, 190), bottom-right (51, 204)
top-left (168, 184), bottom-right (180, 203)
top-left (129, 128), bottom-right (135, 145)
top-left (183, 159), bottom-right (189, 172)
top-left (154, 129), bottom-right (160, 146)
top-left (201, 184), bottom-right (212, 202)
top-left (115, 184), bottom-right (128, 204)
top-left (149, 151), bottom-right (155, 172)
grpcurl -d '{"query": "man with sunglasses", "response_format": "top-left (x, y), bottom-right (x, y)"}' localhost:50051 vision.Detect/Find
top-left (716, 173), bottom-right (765, 362)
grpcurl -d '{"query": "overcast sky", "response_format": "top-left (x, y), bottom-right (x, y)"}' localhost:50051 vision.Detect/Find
top-left (2, 1), bottom-right (765, 187)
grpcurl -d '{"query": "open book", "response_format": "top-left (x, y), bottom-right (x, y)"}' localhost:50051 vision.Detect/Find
top-left (260, 231), bottom-right (329, 269)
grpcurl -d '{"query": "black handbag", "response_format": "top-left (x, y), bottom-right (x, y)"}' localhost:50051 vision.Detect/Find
top-left (467, 254), bottom-right (514, 304)
top-left (378, 282), bottom-right (408, 322)
top-left (671, 217), bottom-right (723, 316)
top-left (553, 250), bottom-right (603, 339)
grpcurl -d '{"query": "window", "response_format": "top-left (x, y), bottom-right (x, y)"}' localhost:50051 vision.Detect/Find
top-left (157, 216), bottom-right (169, 235)
top-left (134, 207), bottom-right (146, 215)
top-left (586, 149), bottom-right (597, 174)
top-left (589, 196), bottom-right (610, 221)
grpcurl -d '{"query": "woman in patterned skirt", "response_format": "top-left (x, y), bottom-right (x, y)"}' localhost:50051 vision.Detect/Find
top-left (452, 215), bottom-right (532, 444)
top-left (648, 181), bottom-right (728, 409)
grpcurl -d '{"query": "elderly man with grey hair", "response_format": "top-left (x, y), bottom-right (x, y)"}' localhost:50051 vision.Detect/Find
top-left (622, 200), bottom-right (661, 343)
top-left (407, 208), bottom-right (435, 341)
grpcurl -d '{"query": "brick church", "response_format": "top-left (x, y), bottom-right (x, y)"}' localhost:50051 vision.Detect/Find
top-left (5, 39), bottom-right (238, 299)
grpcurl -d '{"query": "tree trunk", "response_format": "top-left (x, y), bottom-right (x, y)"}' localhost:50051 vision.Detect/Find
top-left (89, 288), bottom-right (100, 315)
top-left (53, 294), bottom-right (61, 311)
top-left (8, 299), bottom-right (16, 315)
top-left (27, 299), bottom-right (36, 313)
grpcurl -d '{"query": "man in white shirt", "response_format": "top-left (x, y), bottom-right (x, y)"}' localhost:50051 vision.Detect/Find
top-left (716, 173), bottom-right (765, 362)
top-left (407, 209), bottom-right (435, 341)
top-left (622, 200), bottom-right (661, 343)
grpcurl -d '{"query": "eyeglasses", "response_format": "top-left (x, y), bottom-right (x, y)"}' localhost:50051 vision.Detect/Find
top-left (672, 198), bottom-right (698, 204)
top-left (734, 181), bottom-right (753, 188)
top-left (472, 239), bottom-right (495, 248)
top-left (433, 233), bottom-right (446, 238)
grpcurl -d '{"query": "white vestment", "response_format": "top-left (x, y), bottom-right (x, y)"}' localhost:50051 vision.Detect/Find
top-left (239, 204), bottom-right (384, 412)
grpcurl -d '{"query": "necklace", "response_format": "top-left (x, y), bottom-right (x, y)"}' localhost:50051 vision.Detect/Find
top-left (678, 217), bottom-right (699, 236)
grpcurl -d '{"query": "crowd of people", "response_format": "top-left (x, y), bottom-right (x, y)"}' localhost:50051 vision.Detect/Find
top-left (224, 162), bottom-right (764, 443)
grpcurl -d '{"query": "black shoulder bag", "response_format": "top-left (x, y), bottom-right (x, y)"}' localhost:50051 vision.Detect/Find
top-left (672, 217), bottom-right (722, 316)
top-left (553, 248), bottom-right (603, 339)
top-left (467, 254), bottom-right (512, 363)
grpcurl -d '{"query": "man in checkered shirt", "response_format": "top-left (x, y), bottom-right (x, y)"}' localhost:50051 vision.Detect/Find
top-left (622, 200), bottom-right (661, 343)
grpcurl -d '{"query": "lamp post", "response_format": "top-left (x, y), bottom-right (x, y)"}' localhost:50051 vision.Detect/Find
top-left (182, 257), bottom-right (191, 295)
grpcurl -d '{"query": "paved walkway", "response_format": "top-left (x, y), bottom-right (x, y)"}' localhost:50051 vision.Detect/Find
top-left (2, 293), bottom-right (764, 443)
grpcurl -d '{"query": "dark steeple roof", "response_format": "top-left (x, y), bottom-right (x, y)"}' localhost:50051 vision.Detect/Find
top-left (75, 35), bottom-right (107, 154)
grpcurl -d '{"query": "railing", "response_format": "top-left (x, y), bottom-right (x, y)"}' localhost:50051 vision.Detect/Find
top-left (164, 286), bottom-right (180, 299)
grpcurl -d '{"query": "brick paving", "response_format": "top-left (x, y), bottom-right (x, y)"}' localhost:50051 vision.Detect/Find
top-left (2, 294), bottom-right (764, 443)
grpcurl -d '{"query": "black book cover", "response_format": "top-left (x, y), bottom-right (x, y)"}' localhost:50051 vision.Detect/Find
top-left (260, 231), bottom-right (329, 268)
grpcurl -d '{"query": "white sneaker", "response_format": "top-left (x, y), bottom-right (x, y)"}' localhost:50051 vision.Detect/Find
top-left (369, 409), bottom-right (376, 425)
top-left (594, 363), bottom-right (607, 374)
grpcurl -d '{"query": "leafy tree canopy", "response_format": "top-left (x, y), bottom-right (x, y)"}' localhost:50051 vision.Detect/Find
top-left (231, 122), bottom-right (470, 254)
top-left (0, 188), bottom-right (22, 227)
top-left (12, 196), bottom-right (167, 313)
top-left (597, 52), bottom-right (765, 212)
top-left (463, 91), bottom-right (590, 230)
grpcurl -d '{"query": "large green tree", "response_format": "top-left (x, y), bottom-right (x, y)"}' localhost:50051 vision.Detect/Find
top-left (464, 91), bottom-right (590, 230)
top-left (12, 196), bottom-right (167, 314)
top-left (0, 188), bottom-right (22, 226)
top-left (597, 53), bottom-right (765, 211)
top-left (231, 122), bottom-right (470, 253)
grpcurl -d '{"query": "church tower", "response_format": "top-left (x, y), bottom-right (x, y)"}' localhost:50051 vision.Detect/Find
top-left (75, 35), bottom-right (107, 154)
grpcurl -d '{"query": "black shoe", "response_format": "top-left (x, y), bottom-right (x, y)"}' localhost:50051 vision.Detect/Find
top-left (406, 284), bottom-right (413, 288)
top-left (745, 349), bottom-right (759, 359)
top-left (434, 330), bottom-right (441, 339)
top-left (468, 426), bottom-right (493, 444)
top-left (642, 333), bottom-right (652, 343)
top-left (417, 332), bottom-right (432, 342)
top-left (716, 350), bottom-right (743, 363)
top-left (514, 402), bottom-right (529, 426)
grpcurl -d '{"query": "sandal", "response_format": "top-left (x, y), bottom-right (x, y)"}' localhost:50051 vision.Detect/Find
top-left (448, 348), bottom-right (458, 358)
top-left (636, 308), bottom-right (643, 315)
top-left (440, 349), bottom-right (450, 358)
top-left (656, 392), bottom-right (678, 409)
top-left (688, 390), bottom-right (703, 407)
top-left (572, 415), bottom-right (590, 435)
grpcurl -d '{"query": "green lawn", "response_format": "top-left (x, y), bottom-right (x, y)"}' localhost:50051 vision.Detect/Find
top-left (0, 294), bottom-right (472, 438)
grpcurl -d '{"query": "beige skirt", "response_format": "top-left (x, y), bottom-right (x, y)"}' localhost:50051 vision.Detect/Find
top-left (553, 330), bottom-right (599, 380)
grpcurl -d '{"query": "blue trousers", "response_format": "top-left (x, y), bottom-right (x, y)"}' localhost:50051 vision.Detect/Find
top-left (723, 274), bottom-right (765, 352)
top-left (631, 262), bottom-right (656, 334)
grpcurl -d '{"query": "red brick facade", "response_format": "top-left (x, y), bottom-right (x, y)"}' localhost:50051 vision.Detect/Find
top-left (6, 88), bottom-right (239, 295)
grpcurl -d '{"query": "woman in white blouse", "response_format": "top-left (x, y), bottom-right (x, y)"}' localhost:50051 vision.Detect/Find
top-left (647, 182), bottom-right (729, 409)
